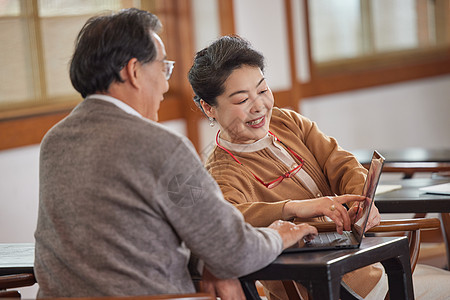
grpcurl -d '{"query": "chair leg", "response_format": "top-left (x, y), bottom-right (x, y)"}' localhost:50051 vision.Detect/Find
top-left (0, 290), bottom-right (21, 298)
top-left (240, 280), bottom-right (262, 300)
top-left (440, 213), bottom-right (450, 269)
top-left (281, 281), bottom-right (302, 300)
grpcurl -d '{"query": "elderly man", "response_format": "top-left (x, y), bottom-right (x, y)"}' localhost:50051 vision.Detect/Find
top-left (34, 8), bottom-right (317, 299)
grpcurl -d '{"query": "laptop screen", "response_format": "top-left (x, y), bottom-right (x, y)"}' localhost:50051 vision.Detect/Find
top-left (352, 150), bottom-right (385, 242)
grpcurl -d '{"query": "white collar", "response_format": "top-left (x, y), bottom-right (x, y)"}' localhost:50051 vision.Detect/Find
top-left (85, 94), bottom-right (143, 119)
top-left (218, 132), bottom-right (275, 152)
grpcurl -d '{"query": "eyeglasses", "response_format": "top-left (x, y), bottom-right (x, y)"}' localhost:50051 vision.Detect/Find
top-left (162, 60), bottom-right (175, 80)
top-left (215, 130), bottom-right (305, 189)
top-left (120, 60), bottom-right (174, 80)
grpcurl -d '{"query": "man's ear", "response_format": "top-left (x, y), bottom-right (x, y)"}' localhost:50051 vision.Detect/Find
top-left (120, 58), bottom-right (139, 88)
top-left (200, 100), bottom-right (216, 119)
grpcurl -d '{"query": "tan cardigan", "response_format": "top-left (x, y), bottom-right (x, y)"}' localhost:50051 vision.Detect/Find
top-left (205, 107), bottom-right (384, 299)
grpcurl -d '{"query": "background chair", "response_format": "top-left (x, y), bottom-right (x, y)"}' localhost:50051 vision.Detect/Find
top-left (414, 212), bottom-right (450, 270)
top-left (0, 273), bottom-right (214, 300)
top-left (353, 148), bottom-right (450, 179)
top-left (292, 217), bottom-right (441, 300)
top-left (0, 273), bottom-right (36, 298)
top-left (306, 217), bottom-right (441, 272)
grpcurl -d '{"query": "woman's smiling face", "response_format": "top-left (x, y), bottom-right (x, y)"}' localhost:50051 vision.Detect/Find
top-left (202, 65), bottom-right (274, 144)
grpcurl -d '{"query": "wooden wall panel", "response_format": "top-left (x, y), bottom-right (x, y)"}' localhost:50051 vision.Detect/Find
top-left (0, 112), bottom-right (69, 150)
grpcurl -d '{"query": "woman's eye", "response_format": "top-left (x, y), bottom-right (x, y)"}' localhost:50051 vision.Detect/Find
top-left (237, 98), bottom-right (248, 104)
top-left (259, 89), bottom-right (268, 94)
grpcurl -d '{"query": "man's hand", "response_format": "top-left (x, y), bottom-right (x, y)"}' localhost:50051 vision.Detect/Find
top-left (200, 268), bottom-right (245, 300)
top-left (268, 220), bottom-right (318, 249)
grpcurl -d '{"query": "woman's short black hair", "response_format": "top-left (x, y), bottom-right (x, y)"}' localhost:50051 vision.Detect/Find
top-left (188, 35), bottom-right (265, 112)
top-left (69, 8), bottom-right (162, 98)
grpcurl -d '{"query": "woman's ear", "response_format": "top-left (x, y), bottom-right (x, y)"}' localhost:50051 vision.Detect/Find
top-left (200, 100), bottom-right (216, 119)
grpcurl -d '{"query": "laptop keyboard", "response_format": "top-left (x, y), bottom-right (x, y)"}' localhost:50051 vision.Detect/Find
top-left (311, 231), bottom-right (353, 245)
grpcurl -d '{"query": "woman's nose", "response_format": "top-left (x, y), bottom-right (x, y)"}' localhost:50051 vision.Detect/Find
top-left (250, 96), bottom-right (265, 113)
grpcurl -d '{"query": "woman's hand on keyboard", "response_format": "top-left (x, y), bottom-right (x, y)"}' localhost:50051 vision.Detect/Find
top-left (282, 195), bottom-right (366, 234)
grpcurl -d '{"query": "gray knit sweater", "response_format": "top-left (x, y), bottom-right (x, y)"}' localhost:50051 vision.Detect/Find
top-left (34, 98), bottom-right (282, 298)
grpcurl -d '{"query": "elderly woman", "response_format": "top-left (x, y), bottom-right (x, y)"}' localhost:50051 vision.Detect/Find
top-left (188, 35), bottom-right (386, 300)
top-left (188, 35), bottom-right (450, 300)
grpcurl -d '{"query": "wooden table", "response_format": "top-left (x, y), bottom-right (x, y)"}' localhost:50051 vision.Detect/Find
top-left (353, 148), bottom-right (450, 178)
top-left (375, 178), bottom-right (450, 213)
top-left (2, 239), bottom-right (413, 300)
top-left (240, 236), bottom-right (413, 300)
top-left (375, 178), bottom-right (450, 270)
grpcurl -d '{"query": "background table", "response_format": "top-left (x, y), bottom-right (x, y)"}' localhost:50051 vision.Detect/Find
top-left (353, 148), bottom-right (450, 178)
top-left (240, 236), bottom-right (413, 300)
top-left (0, 243), bottom-right (34, 276)
top-left (375, 178), bottom-right (450, 213)
top-left (375, 177), bottom-right (450, 270)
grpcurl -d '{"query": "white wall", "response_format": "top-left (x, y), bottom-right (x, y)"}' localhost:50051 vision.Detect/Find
top-left (300, 74), bottom-right (450, 152)
top-left (0, 145), bottom-right (40, 243)
top-left (0, 145), bottom-right (40, 298)
top-left (191, 0), bottom-right (221, 51)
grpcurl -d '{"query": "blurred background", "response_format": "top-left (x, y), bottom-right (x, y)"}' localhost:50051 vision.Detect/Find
top-left (1, 0), bottom-right (449, 296)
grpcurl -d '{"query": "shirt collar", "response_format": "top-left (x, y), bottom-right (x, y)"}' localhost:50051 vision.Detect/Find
top-left (85, 94), bottom-right (143, 119)
top-left (218, 132), bottom-right (275, 152)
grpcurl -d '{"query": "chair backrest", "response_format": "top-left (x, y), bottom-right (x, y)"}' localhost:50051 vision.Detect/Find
top-left (0, 273), bottom-right (36, 298)
top-left (0, 290), bottom-right (21, 298)
top-left (303, 217), bottom-right (441, 272)
top-left (376, 162), bottom-right (450, 179)
top-left (354, 148), bottom-right (450, 179)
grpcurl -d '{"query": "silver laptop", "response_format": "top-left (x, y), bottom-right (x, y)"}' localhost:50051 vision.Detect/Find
top-left (283, 150), bottom-right (385, 253)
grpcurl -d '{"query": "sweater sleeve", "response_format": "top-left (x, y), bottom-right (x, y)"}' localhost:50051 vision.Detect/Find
top-left (155, 138), bottom-right (283, 279)
top-left (207, 160), bottom-right (289, 227)
top-left (280, 109), bottom-right (367, 196)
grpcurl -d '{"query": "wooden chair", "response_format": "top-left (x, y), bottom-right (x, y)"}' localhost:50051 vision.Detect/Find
top-left (306, 218), bottom-right (441, 272)
top-left (278, 218), bottom-right (441, 300)
top-left (0, 273), bottom-right (36, 298)
top-left (414, 212), bottom-right (450, 269)
top-left (0, 273), bottom-right (214, 300)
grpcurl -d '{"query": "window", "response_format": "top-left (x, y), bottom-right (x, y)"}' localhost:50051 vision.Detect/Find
top-left (0, 0), bottom-right (140, 117)
top-left (307, 0), bottom-right (450, 76)
top-left (0, 0), bottom-right (198, 151)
